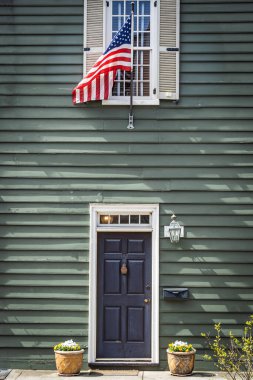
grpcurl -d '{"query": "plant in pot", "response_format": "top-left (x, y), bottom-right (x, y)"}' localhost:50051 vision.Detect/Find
top-left (54, 339), bottom-right (84, 376)
top-left (167, 340), bottom-right (196, 376)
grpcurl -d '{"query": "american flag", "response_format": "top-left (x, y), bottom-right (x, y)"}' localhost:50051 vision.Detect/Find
top-left (72, 16), bottom-right (132, 104)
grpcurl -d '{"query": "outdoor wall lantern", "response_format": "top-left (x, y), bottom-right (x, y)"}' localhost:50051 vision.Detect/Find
top-left (164, 214), bottom-right (184, 243)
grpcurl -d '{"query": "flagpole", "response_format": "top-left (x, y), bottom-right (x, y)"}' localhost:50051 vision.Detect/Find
top-left (127, 1), bottom-right (134, 130)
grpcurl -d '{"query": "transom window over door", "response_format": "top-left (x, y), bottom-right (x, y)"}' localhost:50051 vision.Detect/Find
top-left (111, 0), bottom-right (152, 98)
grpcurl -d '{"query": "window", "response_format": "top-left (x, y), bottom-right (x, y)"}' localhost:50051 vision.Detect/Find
top-left (107, 0), bottom-right (157, 102)
top-left (83, 0), bottom-right (180, 105)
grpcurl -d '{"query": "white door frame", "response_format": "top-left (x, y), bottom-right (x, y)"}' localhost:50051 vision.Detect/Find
top-left (88, 203), bottom-right (159, 365)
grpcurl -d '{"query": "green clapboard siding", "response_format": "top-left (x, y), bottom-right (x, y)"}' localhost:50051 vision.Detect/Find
top-left (0, 0), bottom-right (253, 371)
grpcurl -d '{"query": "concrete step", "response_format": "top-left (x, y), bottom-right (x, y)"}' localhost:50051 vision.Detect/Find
top-left (6, 370), bottom-right (225, 380)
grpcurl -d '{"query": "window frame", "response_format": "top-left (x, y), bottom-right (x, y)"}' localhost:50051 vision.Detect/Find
top-left (102, 0), bottom-right (159, 106)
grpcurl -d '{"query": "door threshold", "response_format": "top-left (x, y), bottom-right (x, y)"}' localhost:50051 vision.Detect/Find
top-left (89, 360), bottom-right (158, 368)
top-left (96, 358), bottom-right (151, 361)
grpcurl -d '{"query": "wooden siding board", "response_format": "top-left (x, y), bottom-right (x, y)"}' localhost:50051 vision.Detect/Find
top-left (0, 251), bottom-right (88, 263)
top-left (160, 251), bottom-right (253, 263)
top-left (182, 3), bottom-right (253, 13)
top-left (159, 300), bottom-right (253, 313)
top-left (0, 287), bottom-right (89, 299)
top-left (0, 154), bottom-right (251, 168)
top-left (1, 131), bottom-right (253, 144)
top-left (181, 13), bottom-right (253, 22)
top-left (0, 336), bottom-right (88, 347)
top-left (2, 71), bottom-right (253, 83)
top-left (2, 85), bottom-right (253, 100)
top-left (0, 6), bottom-right (83, 16)
top-left (1, 250), bottom-right (252, 264)
top-left (159, 313), bottom-right (253, 325)
top-left (0, 25), bottom-right (83, 34)
top-left (0, 15), bottom-right (83, 25)
top-left (1, 226), bottom-right (253, 239)
top-left (0, 262), bottom-right (89, 274)
top-left (159, 275), bottom-right (253, 289)
top-left (1, 178), bottom-right (253, 192)
top-left (1, 203), bottom-right (252, 216)
top-left (1, 190), bottom-right (253, 205)
top-left (1, 119), bottom-right (253, 132)
top-left (0, 0), bottom-right (253, 371)
top-left (0, 310), bottom-right (88, 324)
top-left (0, 35), bottom-right (83, 45)
top-left (2, 96), bottom-right (253, 108)
top-left (1, 106), bottom-right (253, 118)
top-left (1, 167), bottom-right (253, 179)
top-left (0, 324), bottom-right (88, 336)
top-left (181, 34), bottom-right (253, 43)
top-left (0, 274), bottom-right (89, 287)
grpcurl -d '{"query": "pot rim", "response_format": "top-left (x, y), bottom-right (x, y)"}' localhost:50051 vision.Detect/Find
top-left (166, 348), bottom-right (196, 355)
top-left (54, 349), bottom-right (84, 354)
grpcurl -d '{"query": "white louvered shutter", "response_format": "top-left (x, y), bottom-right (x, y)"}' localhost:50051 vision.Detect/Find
top-left (159, 0), bottom-right (180, 100)
top-left (83, 0), bottom-right (104, 76)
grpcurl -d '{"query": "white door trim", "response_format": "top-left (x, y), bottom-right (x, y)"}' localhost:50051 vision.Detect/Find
top-left (88, 203), bottom-right (160, 365)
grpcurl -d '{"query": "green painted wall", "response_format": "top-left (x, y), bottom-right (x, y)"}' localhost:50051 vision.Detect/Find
top-left (0, 0), bottom-right (253, 371)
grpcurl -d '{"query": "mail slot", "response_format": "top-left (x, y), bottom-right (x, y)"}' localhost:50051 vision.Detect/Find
top-left (163, 288), bottom-right (189, 300)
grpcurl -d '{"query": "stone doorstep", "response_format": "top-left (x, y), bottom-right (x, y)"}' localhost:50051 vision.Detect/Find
top-left (5, 370), bottom-right (225, 380)
top-left (5, 370), bottom-right (140, 380)
top-left (3, 370), bottom-right (21, 380)
top-left (0, 370), bottom-right (11, 380)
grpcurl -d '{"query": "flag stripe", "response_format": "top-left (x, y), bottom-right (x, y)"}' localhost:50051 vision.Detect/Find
top-left (83, 87), bottom-right (87, 103)
top-left (100, 73), bottom-right (104, 99)
top-left (96, 77), bottom-right (100, 100)
top-left (104, 73), bottom-right (109, 100)
top-left (80, 86), bottom-right (84, 103)
top-left (87, 84), bottom-right (92, 102)
top-left (76, 89), bottom-right (80, 104)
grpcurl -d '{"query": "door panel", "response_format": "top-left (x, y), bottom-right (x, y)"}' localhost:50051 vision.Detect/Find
top-left (104, 260), bottom-right (121, 294)
top-left (127, 307), bottom-right (145, 342)
top-left (97, 232), bottom-right (152, 359)
top-left (127, 260), bottom-right (144, 294)
top-left (104, 307), bottom-right (121, 341)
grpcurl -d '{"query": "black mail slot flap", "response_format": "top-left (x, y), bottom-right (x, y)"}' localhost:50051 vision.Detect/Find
top-left (163, 288), bottom-right (189, 300)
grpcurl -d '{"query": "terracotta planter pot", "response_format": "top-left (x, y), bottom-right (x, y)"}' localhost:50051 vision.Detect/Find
top-left (54, 349), bottom-right (84, 376)
top-left (167, 349), bottom-right (196, 376)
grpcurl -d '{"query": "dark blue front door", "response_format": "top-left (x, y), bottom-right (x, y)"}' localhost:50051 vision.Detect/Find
top-left (97, 232), bottom-right (152, 359)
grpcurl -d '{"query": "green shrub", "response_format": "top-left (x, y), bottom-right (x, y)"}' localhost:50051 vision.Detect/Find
top-left (202, 315), bottom-right (253, 380)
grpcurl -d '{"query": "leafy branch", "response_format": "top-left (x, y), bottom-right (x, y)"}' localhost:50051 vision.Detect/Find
top-left (201, 315), bottom-right (253, 380)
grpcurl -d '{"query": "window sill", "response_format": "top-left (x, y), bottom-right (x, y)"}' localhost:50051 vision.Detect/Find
top-left (102, 99), bottom-right (160, 106)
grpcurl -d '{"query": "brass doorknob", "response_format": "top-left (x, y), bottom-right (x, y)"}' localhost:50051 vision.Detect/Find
top-left (144, 298), bottom-right (151, 304)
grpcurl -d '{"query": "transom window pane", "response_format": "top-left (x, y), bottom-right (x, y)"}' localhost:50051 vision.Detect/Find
top-left (111, 0), bottom-right (151, 97)
top-left (100, 215), bottom-right (119, 224)
top-left (120, 215), bottom-right (129, 224)
top-left (130, 215), bottom-right (139, 224)
top-left (140, 215), bottom-right (149, 224)
top-left (110, 215), bottom-right (119, 224)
